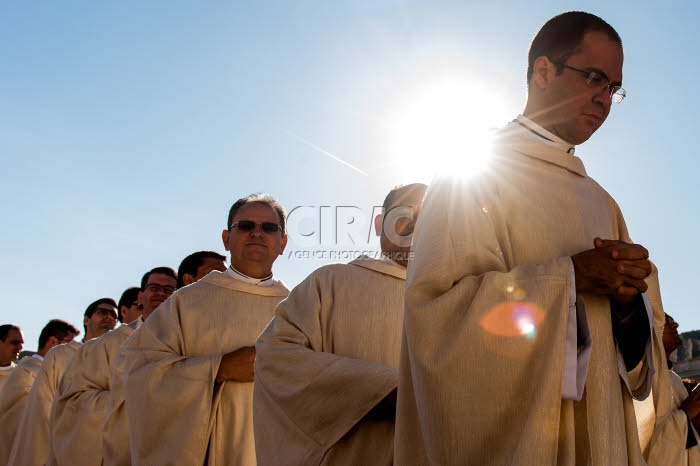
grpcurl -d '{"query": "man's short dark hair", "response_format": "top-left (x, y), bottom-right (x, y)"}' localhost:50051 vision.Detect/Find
top-left (527, 11), bottom-right (622, 85)
top-left (0, 324), bottom-right (21, 342)
top-left (177, 251), bottom-right (226, 289)
top-left (382, 183), bottom-right (429, 212)
top-left (226, 193), bottom-right (287, 236)
top-left (38, 319), bottom-right (80, 349)
top-left (117, 287), bottom-right (141, 323)
top-left (140, 267), bottom-right (178, 291)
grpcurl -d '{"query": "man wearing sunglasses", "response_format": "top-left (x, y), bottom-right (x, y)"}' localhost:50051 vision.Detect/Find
top-left (254, 183), bottom-right (427, 466)
top-left (47, 268), bottom-right (176, 466)
top-left (0, 319), bottom-right (79, 465)
top-left (396, 11), bottom-right (666, 465)
top-left (8, 299), bottom-right (117, 466)
top-left (124, 193), bottom-right (290, 466)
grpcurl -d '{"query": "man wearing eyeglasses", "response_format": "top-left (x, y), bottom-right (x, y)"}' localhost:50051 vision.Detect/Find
top-left (396, 11), bottom-right (665, 465)
top-left (123, 193), bottom-right (290, 466)
top-left (0, 319), bottom-right (79, 465)
top-left (103, 258), bottom-right (224, 466)
top-left (46, 268), bottom-right (176, 466)
top-left (8, 299), bottom-right (116, 466)
top-left (254, 183), bottom-right (427, 466)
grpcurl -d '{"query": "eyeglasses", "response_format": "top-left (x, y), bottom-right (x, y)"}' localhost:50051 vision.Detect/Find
top-left (229, 220), bottom-right (282, 234)
top-left (144, 284), bottom-right (176, 295)
top-left (93, 309), bottom-right (118, 319)
top-left (555, 62), bottom-right (626, 103)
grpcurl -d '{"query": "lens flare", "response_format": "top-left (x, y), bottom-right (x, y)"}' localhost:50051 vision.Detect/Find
top-left (479, 301), bottom-right (544, 338)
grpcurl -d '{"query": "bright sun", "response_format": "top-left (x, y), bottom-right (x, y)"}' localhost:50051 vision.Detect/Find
top-left (384, 77), bottom-right (511, 181)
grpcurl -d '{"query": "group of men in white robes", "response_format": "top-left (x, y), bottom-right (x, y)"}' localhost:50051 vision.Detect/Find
top-left (6, 299), bottom-right (118, 466)
top-left (1, 10), bottom-right (694, 466)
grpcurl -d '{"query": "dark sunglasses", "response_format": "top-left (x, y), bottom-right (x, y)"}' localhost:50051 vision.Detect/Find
top-left (229, 220), bottom-right (282, 234)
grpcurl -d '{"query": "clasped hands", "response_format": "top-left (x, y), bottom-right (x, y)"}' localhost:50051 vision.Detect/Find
top-left (215, 346), bottom-right (256, 383)
top-left (571, 237), bottom-right (652, 303)
top-left (682, 384), bottom-right (700, 430)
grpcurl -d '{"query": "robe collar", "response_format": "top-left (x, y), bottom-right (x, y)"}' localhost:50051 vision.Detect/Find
top-left (498, 116), bottom-right (587, 177)
top-left (225, 265), bottom-right (276, 287)
top-left (128, 316), bottom-right (144, 330)
top-left (514, 114), bottom-right (575, 154)
top-left (0, 362), bottom-right (14, 371)
top-left (32, 354), bottom-right (44, 361)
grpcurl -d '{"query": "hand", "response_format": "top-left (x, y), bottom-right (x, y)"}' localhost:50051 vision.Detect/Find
top-left (215, 346), bottom-right (256, 383)
top-left (572, 237), bottom-right (652, 298)
top-left (683, 385), bottom-right (700, 428)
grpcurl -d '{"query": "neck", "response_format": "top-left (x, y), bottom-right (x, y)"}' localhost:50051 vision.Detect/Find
top-left (231, 263), bottom-right (272, 280)
top-left (522, 104), bottom-right (555, 135)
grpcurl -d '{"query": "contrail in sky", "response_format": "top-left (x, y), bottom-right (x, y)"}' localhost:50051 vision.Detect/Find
top-left (283, 128), bottom-right (369, 177)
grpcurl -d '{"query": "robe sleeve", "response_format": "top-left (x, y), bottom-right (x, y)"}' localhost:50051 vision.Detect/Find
top-left (49, 338), bottom-right (113, 465)
top-left (254, 271), bottom-right (399, 466)
top-left (123, 295), bottom-right (222, 466)
top-left (401, 176), bottom-right (577, 463)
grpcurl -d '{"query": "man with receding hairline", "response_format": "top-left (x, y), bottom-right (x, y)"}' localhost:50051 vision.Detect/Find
top-left (396, 11), bottom-right (665, 465)
top-left (124, 193), bottom-right (290, 466)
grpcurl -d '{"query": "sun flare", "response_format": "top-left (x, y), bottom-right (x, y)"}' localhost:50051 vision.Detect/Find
top-left (385, 77), bottom-right (511, 181)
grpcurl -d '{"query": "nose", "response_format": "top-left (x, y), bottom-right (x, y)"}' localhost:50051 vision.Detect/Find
top-left (592, 85), bottom-right (613, 106)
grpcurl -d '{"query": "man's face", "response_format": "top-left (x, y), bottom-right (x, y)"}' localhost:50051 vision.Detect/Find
top-left (0, 329), bottom-right (23, 366)
top-left (541, 31), bottom-right (623, 145)
top-left (663, 314), bottom-right (683, 357)
top-left (183, 257), bottom-right (227, 286)
top-left (120, 300), bottom-right (143, 326)
top-left (375, 187), bottom-right (428, 267)
top-left (139, 273), bottom-right (177, 317)
top-left (221, 202), bottom-right (287, 277)
top-left (84, 303), bottom-right (118, 338)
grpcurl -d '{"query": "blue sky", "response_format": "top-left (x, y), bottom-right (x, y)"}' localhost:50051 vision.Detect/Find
top-left (2, 1), bottom-right (698, 347)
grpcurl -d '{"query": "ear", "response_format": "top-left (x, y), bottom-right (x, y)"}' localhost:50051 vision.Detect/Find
top-left (119, 306), bottom-right (127, 321)
top-left (47, 336), bottom-right (59, 350)
top-left (222, 229), bottom-right (231, 251)
top-left (278, 235), bottom-right (288, 255)
top-left (532, 56), bottom-right (556, 90)
top-left (83, 315), bottom-right (89, 327)
top-left (374, 214), bottom-right (383, 237)
top-left (183, 273), bottom-right (195, 286)
top-left (137, 291), bottom-right (143, 305)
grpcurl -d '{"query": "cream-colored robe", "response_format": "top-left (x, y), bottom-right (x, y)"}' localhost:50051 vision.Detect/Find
top-left (0, 356), bottom-right (42, 463)
top-left (7, 341), bottom-right (80, 466)
top-left (0, 363), bottom-right (15, 392)
top-left (255, 257), bottom-right (406, 466)
top-left (47, 325), bottom-right (134, 466)
top-left (123, 271), bottom-right (289, 466)
top-left (396, 124), bottom-right (665, 465)
top-left (102, 318), bottom-right (142, 466)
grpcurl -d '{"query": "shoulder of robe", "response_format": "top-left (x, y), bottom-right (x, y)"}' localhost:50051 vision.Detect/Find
top-left (349, 256), bottom-right (407, 280)
top-left (179, 270), bottom-right (290, 297)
